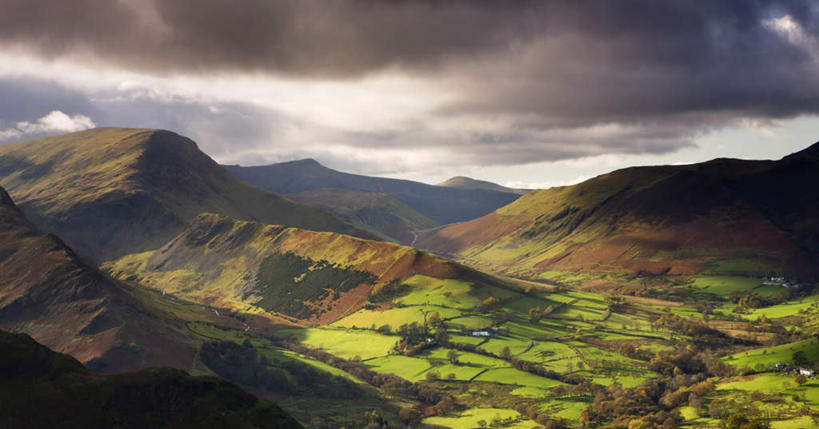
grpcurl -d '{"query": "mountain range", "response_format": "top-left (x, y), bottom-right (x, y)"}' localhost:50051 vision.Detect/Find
top-left (223, 159), bottom-right (525, 226)
top-left (2, 127), bottom-right (819, 428)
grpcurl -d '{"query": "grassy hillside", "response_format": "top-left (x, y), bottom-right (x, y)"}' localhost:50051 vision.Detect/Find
top-left (223, 159), bottom-right (522, 225)
top-left (437, 176), bottom-right (529, 195)
top-left (105, 213), bottom-right (465, 324)
top-left (418, 143), bottom-right (819, 285)
top-left (288, 188), bottom-right (437, 244)
top-left (0, 128), bottom-right (369, 261)
top-left (0, 329), bottom-right (301, 429)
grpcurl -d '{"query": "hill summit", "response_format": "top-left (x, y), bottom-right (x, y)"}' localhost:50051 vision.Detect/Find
top-left (437, 176), bottom-right (528, 195)
top-left (0, 128), bottom-right (368, 261)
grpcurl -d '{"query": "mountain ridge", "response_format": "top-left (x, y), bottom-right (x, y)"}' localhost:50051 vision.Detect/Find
top-left (417, 143), bottom-right (819, 283)
top-left (0, 128), bottom-right (372, 261)
top-left (223, 159), bottom-right (523, 225)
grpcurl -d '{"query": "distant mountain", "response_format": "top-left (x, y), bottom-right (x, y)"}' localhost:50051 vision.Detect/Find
top-left (106, 213), bottom-right (475, 325)
top-left (437, 176), bottom-right (529, 195)
top-left (223, 159), bottom-right (522, 225)
top-left (0, 330), bottom-right (301, 429)
top-left (0, 128), bottom-right (370, 261)
top-left (417, 143), bottom-right (819, 281)
top-left (287, 188), bottom-right (437, 244)
top-left (0, 185), bottom-right (210, 372)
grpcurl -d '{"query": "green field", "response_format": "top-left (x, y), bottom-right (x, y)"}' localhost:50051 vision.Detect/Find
top-left (687, 276), bottom-right (765, 297)
top-left (725, 339), bottom-right (819, 369)
top-left (278, 328), bottom-right (397, 360)
top-left (475, 368), bottom-right (565, 388)
top-left (423, 407), bottom-right (534, 429)
top-left (364, 355), bottom-right (432, 381)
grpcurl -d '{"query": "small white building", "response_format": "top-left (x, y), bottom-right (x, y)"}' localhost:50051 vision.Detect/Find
top-left (799, 368), bottom-right (815, 377)
top-left (471, 331), bottom-right (491, 337)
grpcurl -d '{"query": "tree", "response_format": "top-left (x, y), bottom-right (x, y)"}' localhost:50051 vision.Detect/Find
top-left (448, 350), bottom-right (459, 364)
top-left (480, 296), bottom-right (501, 311)
top-left (793, 350), bottom-right (809, 366)
top-left (501, 346), bottom-right (512, 360)
top-left (796, 374), bottom-right (808, 386)
top-left (529, 306), bottom-right (542, 323)
top-left (426, 370), bottom-right (440, 381)
top-left (428, 312), bottom-right (442, 328)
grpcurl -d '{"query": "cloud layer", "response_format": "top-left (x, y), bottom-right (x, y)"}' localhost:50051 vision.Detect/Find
top-left (0, 0), bottom-right (818, 181)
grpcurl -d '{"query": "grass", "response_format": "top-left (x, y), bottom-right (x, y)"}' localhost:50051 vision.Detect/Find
top-left (422, 407), bottom-right (534, 429)
top-left (739, 295), bottom-right (819, 320)
top-left (334, 306), bottom-right (464, 329)
top-left (474, 368), bottom-right (565, 388)
top-left (363, 355), bottom-right (432, 381)
top-left (479, 337), bottom-right (532, 357)
top-left (724, 338), bottom-right (819, 369)
top-left (277, 328), bottom-right (397, 360)
top-left (687, 276), bottom-right (764, 297)
top-left (424, 348), bottom-right (510, 368)
top-left (537, 398), bottom-right (590, 422)
top-left (770, 416), bottom-right (819, 429)
top-left (395, 276), bottom-right (484, 310)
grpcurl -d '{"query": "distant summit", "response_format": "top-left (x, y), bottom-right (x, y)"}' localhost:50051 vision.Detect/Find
top-left (224, 160), bottom-right (523, 225)
top-left (437, 176), bottom-right (529, 195)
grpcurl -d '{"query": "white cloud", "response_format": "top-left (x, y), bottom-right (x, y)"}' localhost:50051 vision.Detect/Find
top-left (0, 110), bottom-right (95, 141)
top-left (16, 110), bottom-right (95, 134)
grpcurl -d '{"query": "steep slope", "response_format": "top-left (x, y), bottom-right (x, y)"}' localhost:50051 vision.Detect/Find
top-left (287, 188), bottom-right (437, 244)
top-left (0, 184), bottom-right (217, 372)
top-left (0, 330), bottom-right (301, 429)
top-left (417, 143), bottom-right (819, 281)
top-left (106, 213), bottom-right (476, 325)
top-left (223, 159), bottom-right (522, 225)
top-left (0, 128), bottom-right (369, 261)
top-left (437, 175), bottom-right (529, 195)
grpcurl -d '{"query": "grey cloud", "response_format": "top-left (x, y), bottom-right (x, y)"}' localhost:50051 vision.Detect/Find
top-left (1, 1), bottom-right (819, 170)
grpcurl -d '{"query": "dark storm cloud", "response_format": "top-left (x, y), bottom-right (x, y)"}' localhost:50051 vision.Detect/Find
top-left (1, 0), bottom-right (818, 168)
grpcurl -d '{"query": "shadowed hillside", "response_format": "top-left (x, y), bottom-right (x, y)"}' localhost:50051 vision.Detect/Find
top-left (0, 128), bottom-right (370, 261)
top-left (223, 159), bottom-right (522, 225)
top-left (0, 184), bottom-right (211, 372)
top-left (0, 330), bottom-right (301, 429)
top-left (288, 188), bottom-right (437, 244)
top-left (418, 143), bottom-right (819, 282)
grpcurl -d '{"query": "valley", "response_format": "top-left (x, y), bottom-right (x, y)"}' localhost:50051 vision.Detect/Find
top-left (0, 128), bottom-right (817, 428)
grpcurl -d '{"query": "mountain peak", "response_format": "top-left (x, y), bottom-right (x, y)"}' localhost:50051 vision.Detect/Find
top-left (785, 141), bottom-right (819, 161)
top-left (437, 175), bottom-right (527, 195)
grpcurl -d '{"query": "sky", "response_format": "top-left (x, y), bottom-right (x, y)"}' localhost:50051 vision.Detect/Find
top-left (0, 0), bottom-right (818, 188)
